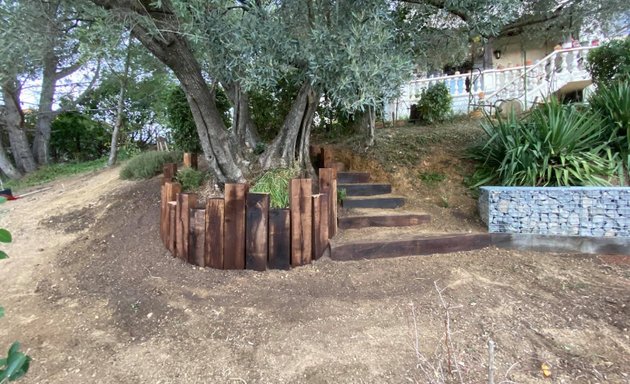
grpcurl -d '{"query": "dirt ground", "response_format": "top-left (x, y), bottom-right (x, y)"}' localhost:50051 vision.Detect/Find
top-left (1, 163), bottom-right (629, 383)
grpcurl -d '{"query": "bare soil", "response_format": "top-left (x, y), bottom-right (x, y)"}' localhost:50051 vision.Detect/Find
top-left (1, 158), bottom-right (629, 383)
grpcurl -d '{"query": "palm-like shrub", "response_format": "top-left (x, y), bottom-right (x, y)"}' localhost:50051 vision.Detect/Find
top-left (470, 99), bottom-right (620, 187)
top-left (589, 80), bottom-right (630, 178)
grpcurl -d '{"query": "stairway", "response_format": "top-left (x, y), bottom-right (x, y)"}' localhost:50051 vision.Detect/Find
top-left (337, 171), bottom-right (430, 229)
top-left (332, 170), bottom-right (493, 260)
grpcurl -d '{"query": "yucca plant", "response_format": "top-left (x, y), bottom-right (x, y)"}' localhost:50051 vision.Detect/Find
top-left (469, 98), bottom-right (621, 187)
top-left (589, 80), bottom-right (630, 180)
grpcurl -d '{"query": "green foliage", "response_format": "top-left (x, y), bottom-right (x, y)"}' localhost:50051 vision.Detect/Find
top-left (416, 83), bottom-right (452, 124)
top-left (250, 168), bottom-right (298, 209)
top-left (469, 99), bottom-right (620, 187)
top-left (50, 112), bottom-right (110, 161)
top-left (119, 151), bottom-right (182, 180)
top-left (0, 342), bottom-right (31, 382)
top-left (0, 198), bottom-right (30, 382)
top-left (166, 87), bottom-right (202, 153)
top-left (166, 86), bottom-right (230, 152)
top-left (587, 37), bottom-right (630, 86)
top-left (589, 80), bottom-right (630, 177)
top-left (337, 188), bottom-right (347, 203)
top-left (176, 167), bottom-right (205, 192)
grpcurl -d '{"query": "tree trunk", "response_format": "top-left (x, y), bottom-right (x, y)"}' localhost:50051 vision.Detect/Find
top-left (129, 24), bottom-right (245, 182)
top-left (108, 36), bottom-right (132, 167)
top-left (0, 138), bottom-right (22, 180)
top-left (349, 106), bottom-right (376, 147)
top-left (259, 82), bottom-right (318, 173)
top-left (32, 50), bottom-right (58, 165)
top-left (224, 82), bottom-right (259, 150)
top-left (1, 82), bottom-right (37, 174)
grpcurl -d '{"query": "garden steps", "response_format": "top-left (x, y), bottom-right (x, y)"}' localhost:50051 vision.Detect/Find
top-left (337, 172), bottom-right (371, 184)
top-left (341, 195), bottom-right (406, 209)
top-left (338, 211), bottom-right (431, 230)
top-left (330, 233), bottom-right (493, 261)
top-left (338, 183), bottom-right (392, 196)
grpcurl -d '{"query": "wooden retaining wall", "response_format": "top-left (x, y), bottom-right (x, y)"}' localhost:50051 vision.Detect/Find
top-left (159, 163), bottom-right (337, 270)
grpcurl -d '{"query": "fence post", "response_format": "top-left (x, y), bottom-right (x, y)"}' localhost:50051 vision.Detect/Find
top-left (205, 198), bottom-right (225, 269)
top-left (168, 201), bottom-right (177, 254)
top-left (176, 193), bottom-right (197, 262)
top-left (162, 181), bottom-right (181, 250)
top-left (189, 208), bottom-right (206, 267)
top-left (315, 193), bottom-right (329, 259)
top-left (290, 178), bottom-right (313, 267)
top-left (224, 184), bottom-right (248, 269)
top-left (268, 209), bottom-right (291, 270)
top-left (162, 163), bottom-right (177, 185)
top-left (319, 168), bottom-right (337, 238)
top-left (246, 193), bottom-right (269, 271)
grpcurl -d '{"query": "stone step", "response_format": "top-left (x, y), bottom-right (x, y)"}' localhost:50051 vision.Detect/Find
top-left (338, 213), bottom-right (431, 229)
top-left (337, 172), bottom-right (370, 184)
top-left (341, 195), bottom-right (405, 209)
top-left (338, 183), bottom-right (392, 196)
top-left (331, 233), bottom-right (492, 261)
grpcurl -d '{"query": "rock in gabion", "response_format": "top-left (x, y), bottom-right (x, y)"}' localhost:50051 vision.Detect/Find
top-left (478, 187), bottom-right (630, 237)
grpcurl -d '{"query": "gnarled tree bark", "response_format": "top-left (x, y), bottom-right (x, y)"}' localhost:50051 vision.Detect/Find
top-left (224, 81), bottom-right (259, 150)
top-left (1, 81), bottom-right (37, 174)
top-left (259, 82), bottom-right (318, 174)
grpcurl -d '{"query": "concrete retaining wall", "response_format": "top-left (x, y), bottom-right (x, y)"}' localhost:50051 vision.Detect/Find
top-left (479, 187), bottom-right (630, 237)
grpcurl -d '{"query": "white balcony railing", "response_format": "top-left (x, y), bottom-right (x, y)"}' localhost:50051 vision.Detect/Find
top-left (385, 46), bottom-right (595, 121)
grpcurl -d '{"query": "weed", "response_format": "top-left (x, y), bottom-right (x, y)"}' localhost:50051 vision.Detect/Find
top-left (419, 171), bottom-right (446, 186)
top-left (337, 188), bottom-right (347, 203)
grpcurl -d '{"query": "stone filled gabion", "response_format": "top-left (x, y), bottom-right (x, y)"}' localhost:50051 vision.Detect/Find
top-left (478, 187), bottom-right (630, 238)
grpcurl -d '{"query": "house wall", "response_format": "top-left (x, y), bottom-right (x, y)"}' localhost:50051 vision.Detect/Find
top-left (491, 38), bottom-right (556, 69)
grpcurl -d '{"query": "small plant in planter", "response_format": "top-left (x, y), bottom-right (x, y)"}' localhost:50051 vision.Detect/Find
top-left (176, 168), bottom-right (206, 192)
top-left (250, 168), bottom-right (299, 209)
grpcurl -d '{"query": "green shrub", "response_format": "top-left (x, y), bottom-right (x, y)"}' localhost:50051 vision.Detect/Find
top-left (119, 151), bottom-right (182, 180)
top-left (250, 168), bottom-right (298, 209)
top-left (50, 111), bottom-right (109, 161)
top-left (177, 167), bottom-right (205, 192)
top-left (416, 82), bottom-right (452, 124)
top-left (589, 80), bottom-right (630, 178)
top-left (469, 98), bottom-right (620, 187)
top-left (587, 37), bottom-right (630, 86)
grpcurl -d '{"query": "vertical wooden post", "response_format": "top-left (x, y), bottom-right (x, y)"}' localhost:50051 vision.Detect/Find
top-left (290, 178), bottom-right (312, 267)
top-left (176, 193), bottom-right (197, 262)
top-left (246, 193), bottom-right (269, 271)
top-left (268, 209), bottom-right (291, 270)
top-left (312, 194), bottom-right (322, 260)
top-left (318, 192), bottom-right (330, 259)
top-left (321, 147), bottom-right (333, 169)
top-left (330, 177), bottom-right (338, 237)
top-left (183, 153), bottom-right (198, 169)
top-left (205, 198), bottom-right (225, 269)
top-left (168, 201), bottom-right (177, 254)
top-left (162, 185), bottom-right (170, 245)
top-left (319, 168), bottom-right (337, 238)
top-left (162, 163), bottom-right (177, 185)
top-left (224, 184), bottom-right (248, 269)
top-left (189, 208), bottom-right (206, 267)
top-left (162, 181), bottom-right (181, 248)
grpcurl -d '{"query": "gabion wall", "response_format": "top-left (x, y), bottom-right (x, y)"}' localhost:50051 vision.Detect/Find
top-left (478, 187), bottom-right (630, 238)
